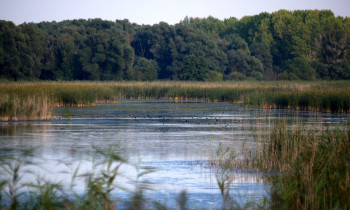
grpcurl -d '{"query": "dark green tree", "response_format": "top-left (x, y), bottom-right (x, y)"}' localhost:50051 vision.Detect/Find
top-left (250, 42), bottom-right (274, 79)
top-left (225, 49), bottom-right (263, 78)
top-left (0, 10), bottom-right (349, 81)
top-left (133, 57), bottom-right (159, 81)
top-left (280, 57), bottom-right (316, 80)
top-left (180, 54), bottom-right (208, 81)
top-left (313, 18), bottom-right (349, 79)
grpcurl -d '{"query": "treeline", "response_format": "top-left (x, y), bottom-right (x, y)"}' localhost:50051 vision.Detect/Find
top-left (0, 9), bottom-right (349, 81)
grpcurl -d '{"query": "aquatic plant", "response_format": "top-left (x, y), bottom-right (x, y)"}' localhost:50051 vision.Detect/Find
top-left (0, 146), bottom-right (184, 210)
top-left (208, 117), bottom-right (350, 210)
top-left (0, 95), bottom-right (51, 121)
top-left (258, 123), bottom-right (350, 209)
top-left (1, 81), bottom-right (350, 121)
top-left (0, 148), bottom-right (37, 209)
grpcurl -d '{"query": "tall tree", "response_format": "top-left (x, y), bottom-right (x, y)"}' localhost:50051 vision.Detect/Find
top-left (180, 54), bottom-right (208, 81)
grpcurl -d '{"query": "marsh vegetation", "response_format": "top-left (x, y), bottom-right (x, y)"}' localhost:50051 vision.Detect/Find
top-left (213, 122), bottom-right (350, 209)
top-left (0, 100), bottom-right (349, 209)
top-left (1, 81), bottom-right (350, 121)
top-left (1, 7), bottom-right (350, 210)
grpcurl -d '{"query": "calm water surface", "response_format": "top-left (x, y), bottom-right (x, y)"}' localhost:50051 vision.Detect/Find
top-left (0, 100), bottom-right (349, 208)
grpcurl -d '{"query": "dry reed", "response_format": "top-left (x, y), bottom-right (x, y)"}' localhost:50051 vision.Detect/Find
top-left (1, 81), bottom-right (349, 121)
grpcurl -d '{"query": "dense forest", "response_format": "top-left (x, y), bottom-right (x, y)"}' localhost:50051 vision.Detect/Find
top-left (0, 9), bottom-right (349, 81)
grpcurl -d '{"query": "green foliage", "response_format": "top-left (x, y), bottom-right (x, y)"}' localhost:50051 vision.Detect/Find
top-left (250, 71), bottom-right (264, 80)
top-left (204, 70), bottom-right (223, 81)
top-left (180, 55), bottom-right (208, 81)
top-left (132, 57), bottom-right (159, 81)
top-left (225, 72), bottom-right (247, 81)
top-left (259, 123), bottom-right (350, 210)
top-left (1, 10), bottom-right (349, 81)
top-left (250, 43), bottom-right (274, 79)
top-left (225, 49), bottom-right (264, 77)
top-left (313, 16), bottom-right (350, 79)
top-left (281, 57), bottom-right (316, 80)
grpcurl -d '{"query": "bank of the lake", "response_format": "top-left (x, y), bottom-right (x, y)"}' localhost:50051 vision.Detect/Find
top-left (1, 81), bottom-right (350, 121)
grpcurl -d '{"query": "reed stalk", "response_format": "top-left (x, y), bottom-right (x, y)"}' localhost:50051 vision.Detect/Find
top-left (216, 120), bottom-right (350, 210)
top-left (1, 81), bottom-right (349, 121)
top-left (258, 123), bottom-right (350, 209)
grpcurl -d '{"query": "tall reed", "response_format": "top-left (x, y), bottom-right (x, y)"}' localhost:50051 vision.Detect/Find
top-left (253, 122), bottom-right (350, 209)
top-left (1, 81), bottom-right (350, 121)
top-left (209, 116), bottom-right (350, 210)
top-left (0, 147), bottom-right (169, 210)
top-left (0, 95), bottom-right (51, 121)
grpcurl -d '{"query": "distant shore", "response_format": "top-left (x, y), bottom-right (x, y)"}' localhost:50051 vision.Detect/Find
top-left (1, 81), bottom-right (349, 121)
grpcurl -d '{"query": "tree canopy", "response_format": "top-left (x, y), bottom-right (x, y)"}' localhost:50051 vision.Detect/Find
top-left (0, 10), bottom-right (349, 81)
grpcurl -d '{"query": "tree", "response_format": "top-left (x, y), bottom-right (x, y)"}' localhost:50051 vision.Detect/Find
top-left (1, 10), bottom-right (349, 81)
top-left (313, 18), bottom-right (349, 79)
top-left (282, 57), bottom-right (316, 80)
top-left (270, 10), bottom-right (296, 67)
top-left (250, 42), bottom-right (273, 78)
top-left (225, 72), bottom-right (246, 81)
top-left (180, 55), bottom-right (208, 81)
top-left (133, 57), bottom-right (159, 81)
top-left (204, 71), bottom-right (223, 81)
top-left (226, 49), bottom-right (263, 77)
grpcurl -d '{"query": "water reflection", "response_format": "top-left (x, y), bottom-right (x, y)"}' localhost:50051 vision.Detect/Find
top-left (0, 100), bottom-right (349, 208)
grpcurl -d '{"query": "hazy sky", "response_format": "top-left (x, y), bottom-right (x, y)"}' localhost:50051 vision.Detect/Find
top-left (0, 0), bottom-right (349, 25)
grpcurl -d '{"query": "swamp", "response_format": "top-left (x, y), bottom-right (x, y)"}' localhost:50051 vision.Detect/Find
top-left (0, 81), bottom-right (349, 209)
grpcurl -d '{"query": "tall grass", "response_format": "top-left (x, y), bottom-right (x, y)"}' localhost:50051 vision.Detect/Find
top-left (209, 119), bottom-right (350, 209)
top-left (0, 146), bottom-right (266, 210)
top-left (0, 147), bottom-right (168, 210)
top-left (0, 95), bottom-right (51, 121)
top-left (0, 82), bottom-right (117, 121)
top-left (1, 81), bottom-right (350, 121)
top-left (256, 123), bottom-right (350, 209)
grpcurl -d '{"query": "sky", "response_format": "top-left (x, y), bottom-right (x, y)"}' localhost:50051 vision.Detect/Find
top-left (0, 0), bottom-right (349, 25)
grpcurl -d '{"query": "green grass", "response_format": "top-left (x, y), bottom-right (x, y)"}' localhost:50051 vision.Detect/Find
top-left (209, 120), bottom-right (350, 210)
top-left (1, 81), bottom-right (350, 121)
top-left (259, 123), bottom-right (350, 209)
top-left (0, 146), bottom-right (264, 210)
top-left (0, 147), bottom-right (165, 210)
top-left (214, 121), bottom-right (350, 210)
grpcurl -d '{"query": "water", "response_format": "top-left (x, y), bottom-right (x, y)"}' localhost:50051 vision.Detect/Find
top-left (0, 100), bottom-right (349, 208)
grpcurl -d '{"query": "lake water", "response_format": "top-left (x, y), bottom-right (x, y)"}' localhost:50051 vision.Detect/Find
top-left (0, 100), bottom-right (349, 209)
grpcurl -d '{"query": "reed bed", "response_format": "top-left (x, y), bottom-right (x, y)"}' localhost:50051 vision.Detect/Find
top-left (258, 123), bottom-right (350, 210)
top-left (213, 120), bottom-right (350, 210)
top-left (1, 81), bottom-right (350, 121)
